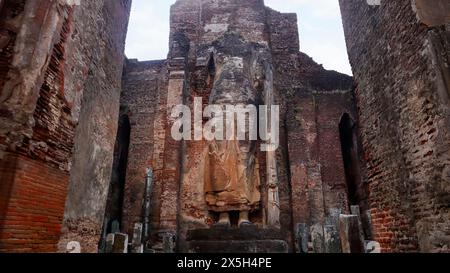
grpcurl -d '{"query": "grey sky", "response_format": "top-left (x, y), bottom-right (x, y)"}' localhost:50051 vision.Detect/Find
top-left (125, 0), bottom-right (352, 75)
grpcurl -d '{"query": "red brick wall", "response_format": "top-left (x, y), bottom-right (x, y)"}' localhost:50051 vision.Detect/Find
top-left (287, 93), bottom-right (325, 226)
top-left (120, 60), bottom-right (168, 235)
top-left (0, 2), bottom-right (73, 253)
top-left (286, 90), bottom-right (358, 227)
top-left (26, 11), bottom-right (75, 171)
top-left (340, 0), bottom-right (450, 252)
top-left (0, 153), bottom-right (68, 252)
top-left (316, 92), bottom-right (355, 214)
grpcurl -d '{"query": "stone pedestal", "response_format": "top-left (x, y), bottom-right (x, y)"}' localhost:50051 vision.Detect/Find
top-left (186, 226), bottom-right (288, 253)
top-left (339, 215), bottom-right (365, 253)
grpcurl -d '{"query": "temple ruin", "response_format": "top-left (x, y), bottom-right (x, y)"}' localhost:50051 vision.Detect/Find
top-left (0, 0), bottom-right (448, 253)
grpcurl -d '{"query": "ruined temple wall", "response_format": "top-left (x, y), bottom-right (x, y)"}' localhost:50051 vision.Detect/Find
top-left (315, 91), bottom-right (355, 215)
top-left (266, 8), bottom-right (300, 252)
top-left (120, 59), bottom-right (168, 236)
top-left (173, 0), bottom-right (276, 251)
top-left (163, 0), bottom-right (358, 252)
top-left (284, 84), bottom-right (356, 235)
top-left (114, 0), bottom-right (359, 252)
top-left (58, 0), bottom-right (131, 253)
top-left (0, 0), bottom-right (131, 253)
top-left (339, 0), bottom-right (450, 252)
top-left (268, 7), bottom-right (356, 244)
top-left (200, 0), bottom-right (268, 45)
top-left (266, 8), bottom-right (299, 54)
top-left (0, 0), bottom-right (132, 253)
top-left (0, 0), bottom-right (80, 253)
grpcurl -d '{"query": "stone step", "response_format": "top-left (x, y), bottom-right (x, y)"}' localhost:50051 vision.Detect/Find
top-left (186, 226), bottom-right (288, 253)
top-left (187, 225), bottom-right (284, 241)
top-left (188, 240), bottom-right (289, 253)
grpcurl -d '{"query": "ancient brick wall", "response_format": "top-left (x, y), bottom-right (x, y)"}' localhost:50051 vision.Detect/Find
top-left (27, 10), bottom-right (75, 171)
top-left (0, 1), bottom-right (72, 159)
top-left (0, 0), bottom-right (131, 253)
top-left (268, 7), bottom-right (357, 250)
top-left (120, 59), bottom-right (168, 236)
top-left (339, 0), bottom-right (450, 252)
top-left (315, 91), bottom-right (356, 215)
top-left (58, 0), bottom-right (131, 253)
top-left (266, 8), bottom-right (301, 251)
top-left (119, 0), bottom-right (359, 253)
top-left (0, 0), bottom-right (77, 253)
top-left (281, 63), bottom-right (356, 250)
top-left (266, 8), bottom-right (299, 54)
top-left (0, 153), bottom-right (68, 252)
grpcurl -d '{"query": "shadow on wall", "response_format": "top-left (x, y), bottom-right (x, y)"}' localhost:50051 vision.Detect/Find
top-left (100, 114), bottom-right (131, 242)
top-left (339, 113), bottom-right (371, 239)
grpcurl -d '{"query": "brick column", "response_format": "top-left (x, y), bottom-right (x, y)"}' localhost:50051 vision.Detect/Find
top-left (159, 59), bottom-right (186, 232)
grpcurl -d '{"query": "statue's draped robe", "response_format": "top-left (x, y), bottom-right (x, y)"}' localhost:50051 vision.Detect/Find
top-left (203, 36), bottom-right (267, 213)
top-left (204, 139), bottom-right (261, 212)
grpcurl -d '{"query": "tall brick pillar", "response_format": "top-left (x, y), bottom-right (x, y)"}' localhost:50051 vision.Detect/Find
top-left (157, 42), bottom-right (189, 250)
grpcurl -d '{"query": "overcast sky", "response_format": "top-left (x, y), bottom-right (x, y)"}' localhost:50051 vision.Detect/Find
top-left (125, 0), bottom-right (352, 75)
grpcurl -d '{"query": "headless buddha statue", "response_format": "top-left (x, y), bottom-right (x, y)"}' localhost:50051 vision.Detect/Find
top-left (204, 34), bottom-right (269, 227)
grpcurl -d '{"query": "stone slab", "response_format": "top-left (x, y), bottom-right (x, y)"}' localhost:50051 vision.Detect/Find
top-left (188, 240), bottom-right (288, 253)
top-left (187, 226), bottom-right (284, 241)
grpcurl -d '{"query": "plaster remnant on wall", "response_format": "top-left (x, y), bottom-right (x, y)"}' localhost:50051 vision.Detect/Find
top-left (204, 23), bottom-right (229, 34)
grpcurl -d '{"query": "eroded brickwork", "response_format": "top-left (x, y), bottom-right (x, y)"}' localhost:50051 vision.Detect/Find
top-left (0, 0), bottom-right (76, 253)
top-left (0, 0), bottom-right (25, 107)
top-left (0, 0), bottom-right (131, 253)
top-left (121, 0), bottom-right (357, 252)
top-left (3, 0), bottom-right (447, 254)
top-left (120, 59), bottom-right (168, 236)
top-left (27, 10), bottom-right (74, 171)
top-left (340, 0), bottom-right (450, 252)
top-left (58, 0), bottom-right (131, 253)
top-left (0, 153), bottom-right (68, 252)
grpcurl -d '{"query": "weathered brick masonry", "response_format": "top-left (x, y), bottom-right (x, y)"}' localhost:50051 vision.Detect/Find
top-left (120, 0), bottom-right (358, 252)
top-left (0, 0), bottom-right (76, 252)
top-left (119, 59), bottom-right (168, 236)
top-left (57, 0), bottom-right (131, 253)
top-left (0, 0), bottom-right (448, 253)
top-left (339, 0), bottom-right (450, 252)
top-left (0, 0), bottom-right (131, 252)
top-left (0, 153), bottom-right (68, 252)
